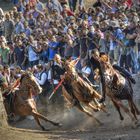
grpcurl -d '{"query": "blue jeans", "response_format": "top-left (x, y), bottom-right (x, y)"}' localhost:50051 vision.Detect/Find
top-left (130, 48), bottom-right (138, 74)
top-left (79, 0), bottom-right (84, 6)
top-left (68, 0), bottom-right (77, 11)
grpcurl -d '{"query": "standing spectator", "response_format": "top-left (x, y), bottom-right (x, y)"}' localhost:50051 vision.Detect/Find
top-left (0, 41), bottom-right (10, 65)
top-left (0, 8), bottom-right (4, 36)
top-left (125, 22), bottom-right (138, 73)
top-left (13, 40), bottom-right (26, 69)
top-left (3, 13), bottom-right (14, 42)
top-left (23, 21), bottom-right (32, 37)
top-left (28, 14), bottom-right (36, 30)
top-left (46, 0), bottom-right (63, 15)
top-left (68, 0), bottom-right (77, 12)
top-left (11, 0), bottom-right (19, 5)
top-left (48, 35), bottom-right (59, 60)
top-left (27, 36), bottom-right (40, 67)
top-left (14, 17), bottom-right (24, 34)
top-left (29, 0), bottom-right (37, 8)
top-left (36, 0), bottom-right (44, 12)
top-left (59, 0), bottom-right (68, 7)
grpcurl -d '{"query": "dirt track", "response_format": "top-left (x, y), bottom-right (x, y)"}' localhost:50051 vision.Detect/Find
top-left (1, 105), bottom-right (140, 140)
top-left (0, 74), bottom-right (139, 140)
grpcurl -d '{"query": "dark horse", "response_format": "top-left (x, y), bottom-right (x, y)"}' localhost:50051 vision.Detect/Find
top-left (5, 72), bottom-right (61, 130)
top-left (96, 54), bottom-right (140, 126)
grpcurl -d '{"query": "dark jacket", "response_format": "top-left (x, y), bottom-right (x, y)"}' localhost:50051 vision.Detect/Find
top-left (90, 57), bottom-right (106, 101)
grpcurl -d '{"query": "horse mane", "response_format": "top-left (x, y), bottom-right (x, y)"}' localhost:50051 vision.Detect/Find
top-left (100, 54), bottom-right (110, 63)
top-left (20, 72), bottom-right (31, 83)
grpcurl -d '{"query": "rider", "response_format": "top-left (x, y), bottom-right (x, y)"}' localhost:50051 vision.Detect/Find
top-left (89, 49), bottom-right (106, 103)
top-left (90, 49), bottom-right (136, 103)
top-left (0, 64), bottom-right (20, 117)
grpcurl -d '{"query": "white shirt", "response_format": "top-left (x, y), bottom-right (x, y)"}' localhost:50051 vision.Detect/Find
top-left (36, 72), bottom-right (47, 86)
top-left (28, 46), bottom-right (39, 62)
top-left (81, 66), bottom-right (91, 77)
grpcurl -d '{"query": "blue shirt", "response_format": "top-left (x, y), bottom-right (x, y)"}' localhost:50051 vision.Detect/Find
top-left (48, 42), bottom-right (59, 60)
top-left (114, 28), bottom-right (124, 40)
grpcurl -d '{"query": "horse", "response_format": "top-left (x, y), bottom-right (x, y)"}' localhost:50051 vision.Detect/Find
top-left (60, 60), bottom-right (109, 125)
top-left (5, 72), bottom-right (61, 130)
top-left (97, 54), bottom-right (140, 126)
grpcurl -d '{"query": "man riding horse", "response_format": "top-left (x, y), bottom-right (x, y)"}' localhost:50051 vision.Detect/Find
top-left (0, 66), bottom-right (21, 119)
top-left (90, 49), bottom-right (136, 103)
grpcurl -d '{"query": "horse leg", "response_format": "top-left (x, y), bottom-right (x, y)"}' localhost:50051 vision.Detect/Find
top-left (34, 116), bottom-right (46, 131)
top-left (112, 99), bottom-right (124, 120)
top-left (75, 103), bottom-right (103, 126)
top-left (128, 99), bottom-right (138, 121)
top-left (131, 100), bottom-right (140, 115)
top-left (31, 111), bottom-right (62, 127)
top-left (116, 100), bottom-right (135, 122)
top-left (88, 103), bottom-right (99, 112)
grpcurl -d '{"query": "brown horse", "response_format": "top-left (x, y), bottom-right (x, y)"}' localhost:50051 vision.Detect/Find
top-left (98, 54), bottom-right (140, 126)
top-left (61, 60), bottom-right (108, 125)
top-left (7, 72), bottom-right (61, 130)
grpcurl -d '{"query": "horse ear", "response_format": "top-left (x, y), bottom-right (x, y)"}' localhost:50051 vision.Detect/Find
top-left (70, 57), bottom-right (80, 66)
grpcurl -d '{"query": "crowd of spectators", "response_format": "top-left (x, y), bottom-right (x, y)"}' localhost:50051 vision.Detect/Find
top-left (0, 0), bottom-right (140, 110)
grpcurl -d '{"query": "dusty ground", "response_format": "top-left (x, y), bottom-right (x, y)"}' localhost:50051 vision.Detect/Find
top-left (1, 104), bottom-right (140, 140)
top-left (1, 0), bottom-right (140, 140)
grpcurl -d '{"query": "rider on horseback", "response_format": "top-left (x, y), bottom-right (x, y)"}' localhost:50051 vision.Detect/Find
top-left (90, 49), bottom-right (136, 103)
top-left (0, 65), bottom-right (20, 118)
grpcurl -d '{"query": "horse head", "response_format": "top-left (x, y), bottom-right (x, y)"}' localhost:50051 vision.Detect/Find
top-left (20, 72), bottom-right (42, 95)
top-left (62, 59), bottom-right (78, 76)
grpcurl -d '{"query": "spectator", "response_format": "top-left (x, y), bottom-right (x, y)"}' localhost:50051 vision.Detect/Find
top-left (0, 40), bottom-right (10, 65)
top-left (3, 13), bottom-right (14, 42)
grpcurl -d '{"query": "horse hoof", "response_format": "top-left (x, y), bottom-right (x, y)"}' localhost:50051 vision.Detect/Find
top-left (93, 109), bottom-right (99, 112)
top-left (131, 124), bottom-right (138, 129)
top-left (99, 122), bottom-right (104, 126)
top-left (57, 123), bottom-right (63, 127)
top-left (54, 122), bottom-right (62, 127)
top-left (106, 112), bottom-right (111, 116)
top-left (120, 117), bottom-right (124, 121)
top-left (41, 126), bottom-right (46, 131)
